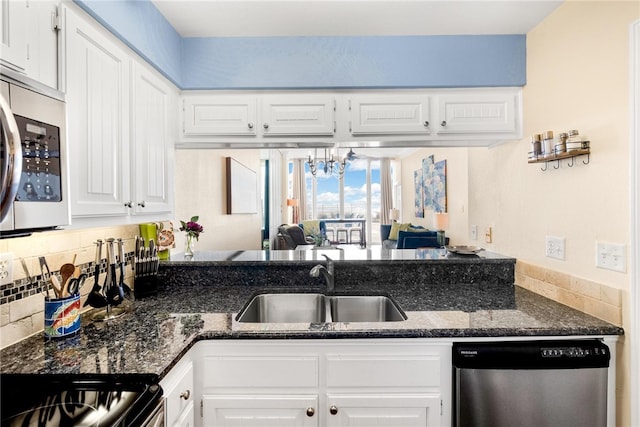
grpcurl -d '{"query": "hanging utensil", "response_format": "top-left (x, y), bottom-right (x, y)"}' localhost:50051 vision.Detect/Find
top-left (105, 238), bottom-right (123, 306)
top-left (85, 239), bottom-right (107, 308)
top-left (20, 258), bottom-right (32, 284)
top-left (38, 256), bottom-right (51, 298)
top-left (117, 238), bottom-right (132, 297)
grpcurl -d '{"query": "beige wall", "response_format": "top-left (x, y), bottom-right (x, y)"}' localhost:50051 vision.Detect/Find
top-left (174, 149), bottom-right (263, 251)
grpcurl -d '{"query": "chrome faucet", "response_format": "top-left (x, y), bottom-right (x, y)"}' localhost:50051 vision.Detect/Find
top-left (310, 254), bottom-right (335, 292)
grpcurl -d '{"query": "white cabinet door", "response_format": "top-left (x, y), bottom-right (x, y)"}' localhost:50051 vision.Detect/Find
top-left (326, 394), bottom-right (441, 427)
top-left (174, 401), bottom-right (195, 427)
top-left (183, 95), bottom-right (257, 136)
top-left (160, 357), bottom-right (194, 427)
top-left (261, 95), bottom-right (335, 136)
top-left (436, 92), bottom-right (517, 134)
top-left (203, 395), bottom-right (319, 427)
top-left (64, 5), bottom-right (131, 217)
top-left (349, 95), bottom-right (431, 135)
top-left (0, 0), bottom-right (27, 72)
top-left (24, 1), bottom-right (58, 89)
top-left (131, 63), bottom-right (175, 215)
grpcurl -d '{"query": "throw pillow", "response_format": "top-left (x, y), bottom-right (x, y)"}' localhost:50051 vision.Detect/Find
top-left (301, 220), bottom-right (321, 237)
top-left (388, 221), bottom-right (411, 240)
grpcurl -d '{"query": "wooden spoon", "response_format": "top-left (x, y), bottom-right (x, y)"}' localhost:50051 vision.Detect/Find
top-left (60, 263), bottom-right (76, 288)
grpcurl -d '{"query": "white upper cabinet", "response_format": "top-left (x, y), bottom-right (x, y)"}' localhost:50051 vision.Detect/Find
top-left (1, 0), bottom-right (58, 89)
top-left (183, 95), bottom-right (257, 136)
top-left (0, 0), bottom-right (27, 72)
top-left (261, 95), bottom-right (335, 136)
top-left (349, 95), bottom-right (431, 135)
top-left (65, 4), bottom-right (131, 218)
top-left (63, 4), bottom-right (176, 223)
top-left (436, 90), bottom-right (518, 135)
top-left (131, 62), bottom-right (175, 216)
top-left (179, 88), bottom-right (521, 148)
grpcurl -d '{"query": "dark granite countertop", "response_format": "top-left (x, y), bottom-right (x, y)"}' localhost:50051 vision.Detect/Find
top-left (0, 280), bottom-right (623, 379)
top-left (0, 249), bottom-right (623, 379)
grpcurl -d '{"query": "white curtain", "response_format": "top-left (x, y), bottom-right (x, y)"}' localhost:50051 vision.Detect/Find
top-left (292, 159), bottom-right (307, 221)
top-left (380, 158), bottom-right (393, 224)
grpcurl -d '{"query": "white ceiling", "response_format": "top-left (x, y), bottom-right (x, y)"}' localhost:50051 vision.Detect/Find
top-left (152, 0), bottom-right (564, 38)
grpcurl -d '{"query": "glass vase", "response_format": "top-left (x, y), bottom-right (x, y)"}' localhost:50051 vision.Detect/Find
top-left (185, 234), bottom-right (196, 257)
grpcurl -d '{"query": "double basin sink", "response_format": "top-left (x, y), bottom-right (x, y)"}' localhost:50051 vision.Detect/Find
top-left (236, 292), bottom-right (407, 323)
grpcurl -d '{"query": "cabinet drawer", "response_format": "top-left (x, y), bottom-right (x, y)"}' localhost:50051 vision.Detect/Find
top-left (327, 355), bottom-right (442, 388)
top-left (204, 355), bottom-right (319, 388)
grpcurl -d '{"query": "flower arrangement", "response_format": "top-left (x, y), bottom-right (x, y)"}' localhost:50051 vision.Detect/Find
top-left (179, 216), bottom-right (204, 240)
top-left (179, 216), bottom-right (204, 257)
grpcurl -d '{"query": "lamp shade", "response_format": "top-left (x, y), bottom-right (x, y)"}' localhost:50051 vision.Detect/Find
top-left (433, 212), bottom-right (449, 230)
top-left (389, 208), bottom-right (400, 221)
top-left (287, 198), bottom-right (298, 207)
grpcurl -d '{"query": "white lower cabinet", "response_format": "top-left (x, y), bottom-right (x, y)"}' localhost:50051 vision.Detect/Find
top-left (161, 355), bottom-right (195, 427)
top-left (192, 339), bottom-right (452, 427)
top-left (326, 394), bottom-right (441, 427)
top-left (203, 395), bottom-right (319, 427)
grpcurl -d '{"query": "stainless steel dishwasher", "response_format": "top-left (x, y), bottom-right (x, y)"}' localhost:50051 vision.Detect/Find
top-left (453, 339), bottom-right (610, 427)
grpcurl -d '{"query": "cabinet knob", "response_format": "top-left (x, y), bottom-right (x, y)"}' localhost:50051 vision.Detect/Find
top-left (179, 390), bottom-right (190, 400)
top-left (441, 120), bottom-right (447, 127)
top-left (424, 121), bottom-right (429, 127)
top-left (137, 201), bottom-right (146, 208)
top-left (306, 407), bottom-right (315, 417)
top-left (329, 405), bottom-right (338, 415)
top-left (124, 201), bottom-right (133, 208)
top-left (248, 122), bottom-right (254, 129)
top-left (263, 123), bottom-right (269, 129)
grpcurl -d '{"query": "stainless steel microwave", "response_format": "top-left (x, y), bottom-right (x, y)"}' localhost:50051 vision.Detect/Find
top-left (0, 77), bottom-right (70, 237)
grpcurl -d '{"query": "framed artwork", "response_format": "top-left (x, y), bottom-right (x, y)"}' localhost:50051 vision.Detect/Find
top-left (415, 155), bottom-right (447, 218)
top-left (226, 157), bottom-right (258, 214)
top-left (414, 169), bottom-right (424, 218)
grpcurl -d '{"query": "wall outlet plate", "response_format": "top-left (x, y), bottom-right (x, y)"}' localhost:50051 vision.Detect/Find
top-left (545, 236), bottom-right (565, 260)
top-left (596, 242), bottom-right (626, 273)
top-left (0, 253), bottom-right (13, 286)
top-left (470, 224), bottom-right (478, 240)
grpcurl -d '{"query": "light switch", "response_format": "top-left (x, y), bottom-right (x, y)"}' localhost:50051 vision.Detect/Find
top-left (470, 224), bottom-right (478, 240)
top-left (596, 242), bottom-right (626, 273)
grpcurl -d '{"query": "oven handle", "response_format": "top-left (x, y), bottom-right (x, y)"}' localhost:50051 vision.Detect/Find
top-left (0, 92), bottom-right (22, 223)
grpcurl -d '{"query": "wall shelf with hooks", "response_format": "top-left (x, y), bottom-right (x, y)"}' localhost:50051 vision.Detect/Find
top-left (528, 142), bottom-right (590, 171)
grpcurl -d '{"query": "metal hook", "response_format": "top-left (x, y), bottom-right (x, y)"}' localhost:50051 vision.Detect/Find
top-left (583, 154), bottom-right (590, 165)
top-left (567, 157), bottom-right (574, 167)
top-left (553, 160), bottom-right (560, 169)
top-left (540, 162), bottom-right (548, 172)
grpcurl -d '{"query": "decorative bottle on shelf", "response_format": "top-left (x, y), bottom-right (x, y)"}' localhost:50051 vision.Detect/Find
top-left (556, 132), bottom-right (568, 154)
top-left (566, 129), bottom-right (583, 152)
top-left (542, 131), bottom-right (554, 158)
top-left (530, 134), bottom-right (542, 160)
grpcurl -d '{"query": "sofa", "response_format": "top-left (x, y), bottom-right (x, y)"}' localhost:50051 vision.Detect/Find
top-left (380, 222), bottom-right (448, 249)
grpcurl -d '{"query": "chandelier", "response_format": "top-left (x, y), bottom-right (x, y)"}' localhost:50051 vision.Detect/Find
top-left (307, 148), bottom-right (347, 179)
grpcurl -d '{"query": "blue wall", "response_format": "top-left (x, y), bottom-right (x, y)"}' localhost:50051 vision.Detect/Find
top-left (182, 35), bottom-right (525, 89)
top-left (75, 1), bottom-right (526, 90)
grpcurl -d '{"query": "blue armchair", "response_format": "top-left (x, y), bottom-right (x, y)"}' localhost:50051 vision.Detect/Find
top-left (380, 224), bottom-right (448, 248)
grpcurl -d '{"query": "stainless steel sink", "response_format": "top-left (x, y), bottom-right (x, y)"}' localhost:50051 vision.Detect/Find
top-left (235, 293), bottom-right (406, 323)
top-left (235, 293), bottom-right (327, 323)
top-left (329, 295), bottom-right (406, 322)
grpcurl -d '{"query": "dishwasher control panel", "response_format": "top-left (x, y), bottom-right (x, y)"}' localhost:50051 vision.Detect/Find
top-left (541, 345), bottom-right (607, 358)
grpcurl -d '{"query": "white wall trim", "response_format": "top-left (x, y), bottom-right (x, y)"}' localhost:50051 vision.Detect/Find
top-left (630, 18), bottom-right (640, 427)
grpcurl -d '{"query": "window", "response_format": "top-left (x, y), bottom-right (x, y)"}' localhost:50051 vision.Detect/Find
top-left (289, 158), bottom-right (387, 244)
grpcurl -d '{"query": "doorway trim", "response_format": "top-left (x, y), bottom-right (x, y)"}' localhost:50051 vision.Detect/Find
top-left (629, 18), bottom-right (639, 427)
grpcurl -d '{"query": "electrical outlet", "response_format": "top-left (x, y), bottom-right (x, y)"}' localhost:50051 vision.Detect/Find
top-left (485, 227), bottom-right (493, 243)
top-left (0, 253), bottom-right (13, 286)
top-left (545, 236), bottom-right (565, 260)
top-left (470, 224), bottom-right (478, 240)
top-left (596, 242), bottom-right (626, 273)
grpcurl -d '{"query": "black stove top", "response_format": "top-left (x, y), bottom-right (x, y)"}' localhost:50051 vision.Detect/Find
top-left (1, 374), bottom-right (163, 427)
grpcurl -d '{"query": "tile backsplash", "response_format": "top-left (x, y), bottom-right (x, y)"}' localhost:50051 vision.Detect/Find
top-left (0, 225), bottom-right (140, 348)
top-left (515, 260), bottom-right (622, 326)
